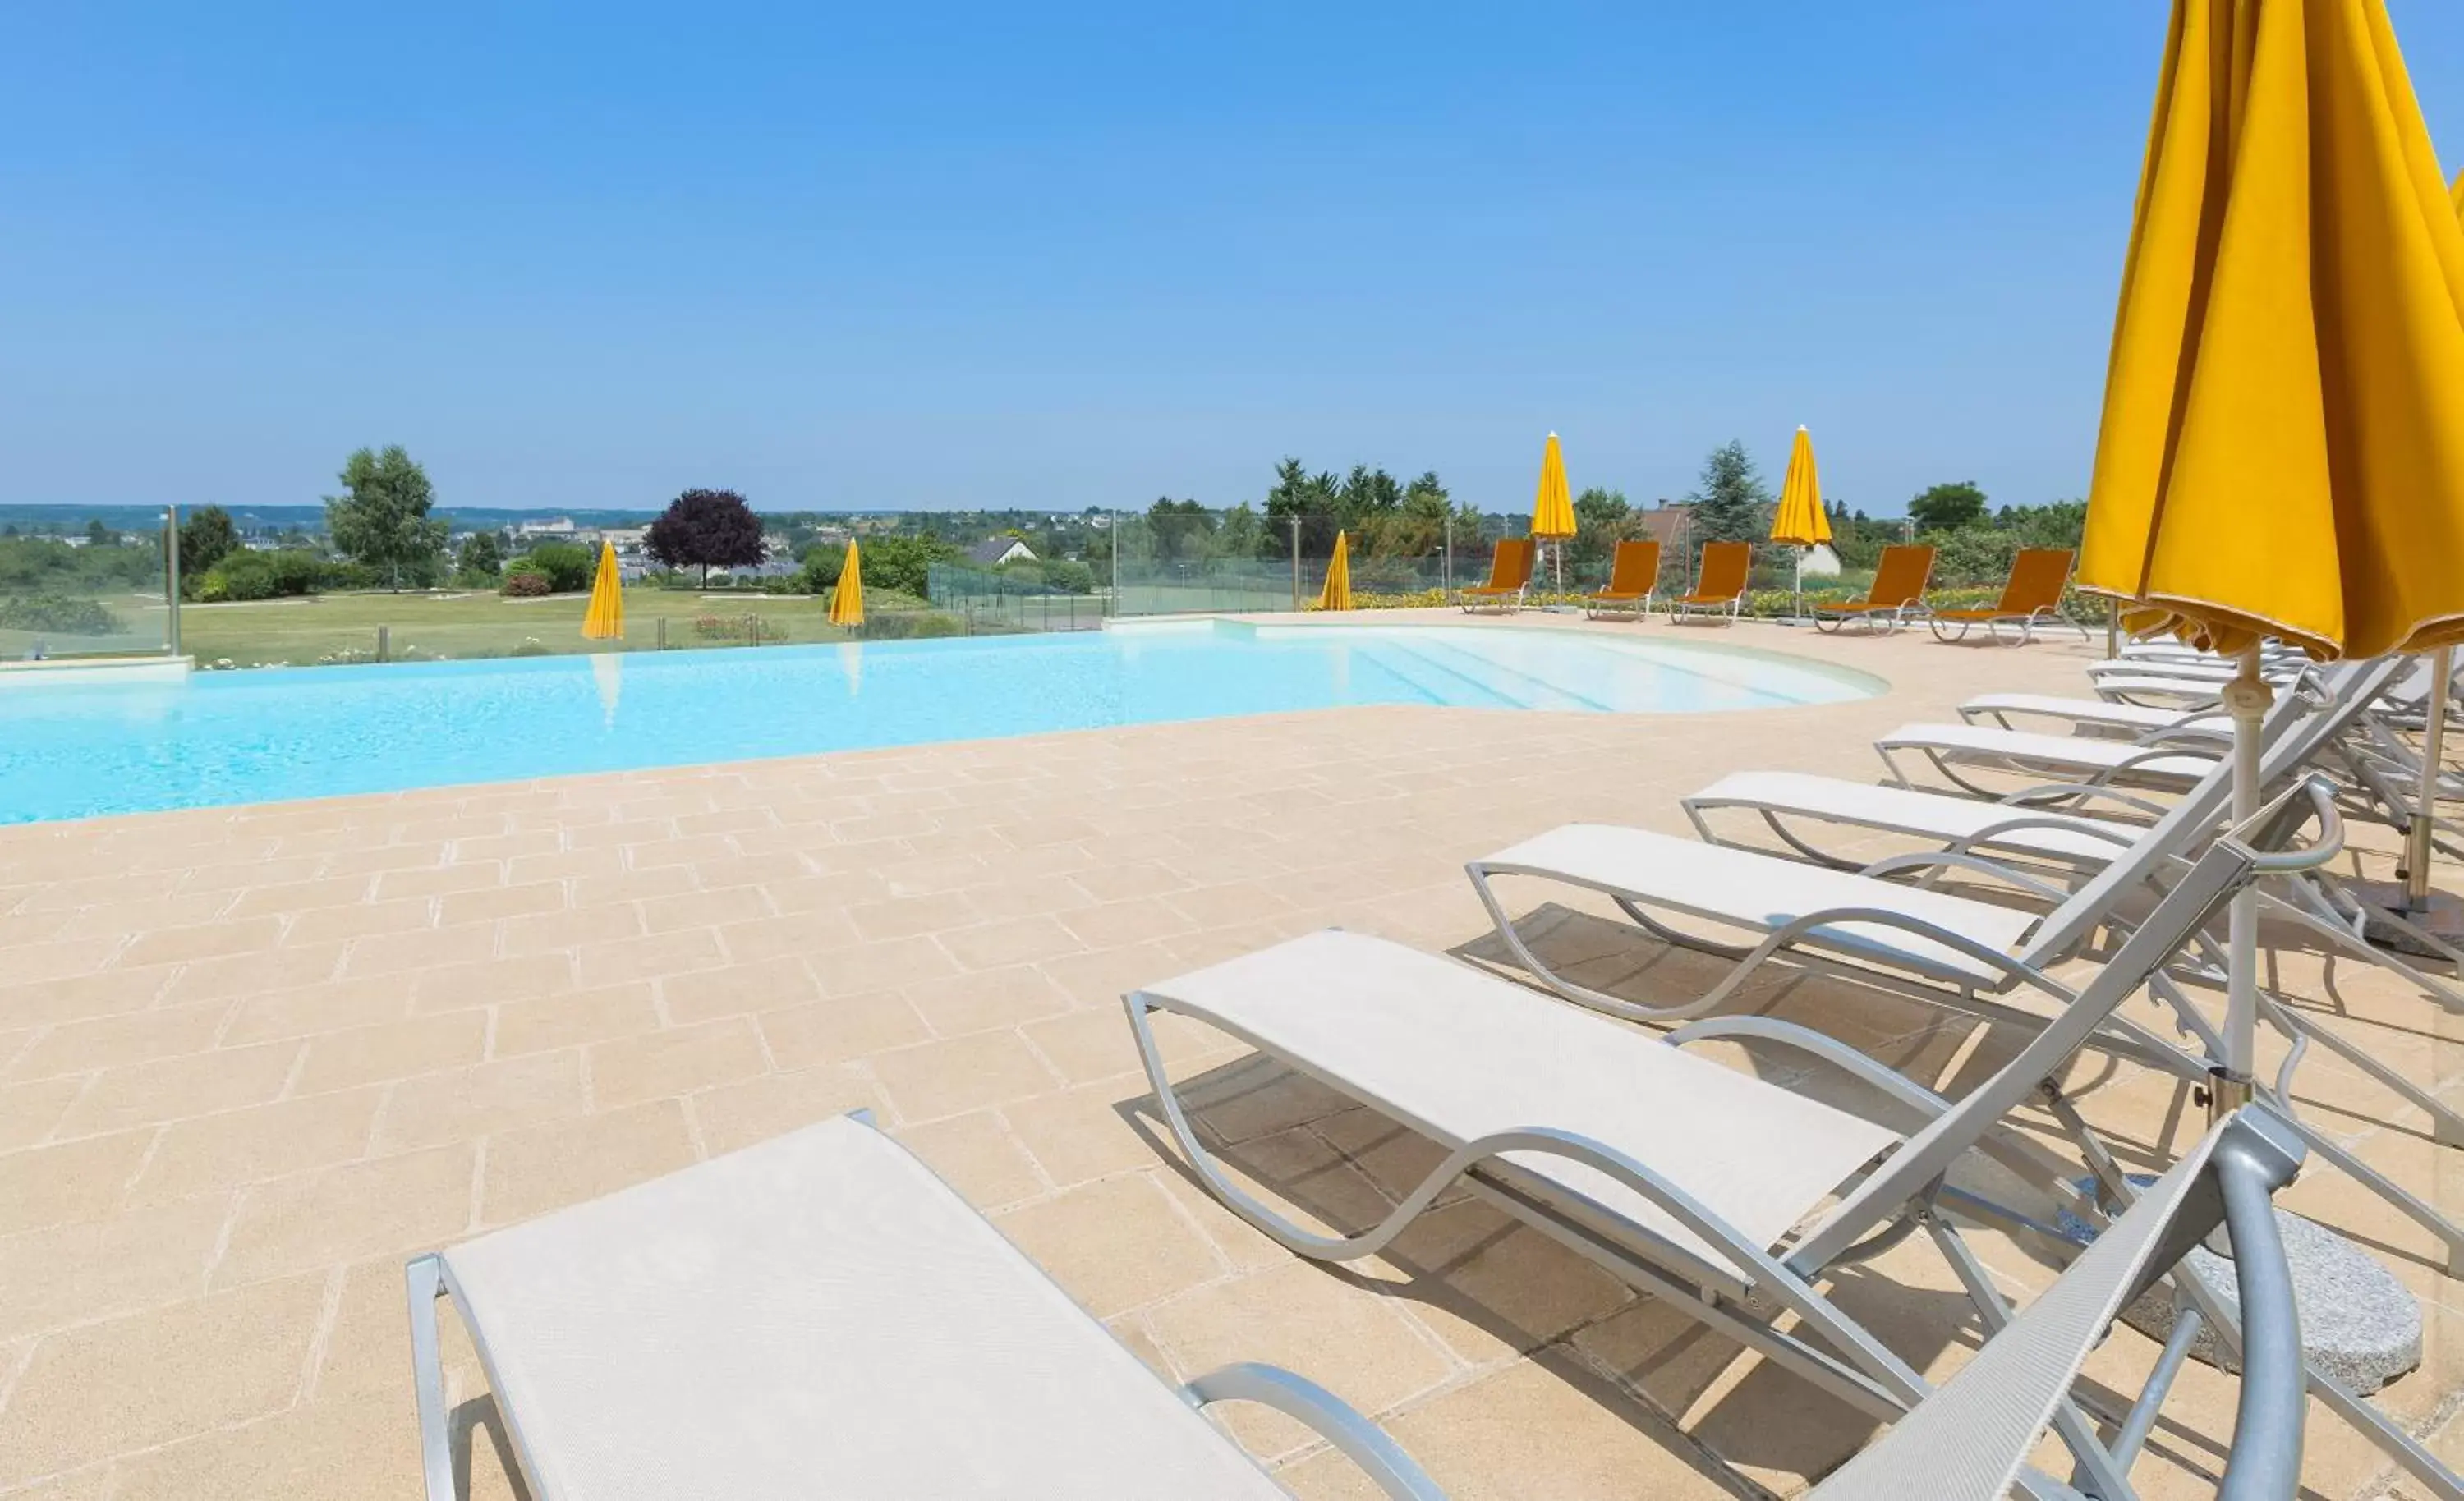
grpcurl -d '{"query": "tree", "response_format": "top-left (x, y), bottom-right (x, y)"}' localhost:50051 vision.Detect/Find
top-left (1339, 466), bottom-right (1403, 516)
top-left (178, 506), bottom-right (240, 590)
top-left (1566, 487), bottom-right (1634, 577)
top-left (325, 445), bottom-right (447, 590)
top-left (643, 489), bottom-right (766, 585)
top-left (1144, 498), bottom-right (1217, 562)
top-left (857, 534), bottom-right (960, 595)
top-left (1909, 480), bottom-right (1988, 534)
top-left (1687, 441), bottom-right (1771, 544)
top-left (84, 519), bottom-right (114, 547)
top-left (457, 530), bottom-right (504, 580)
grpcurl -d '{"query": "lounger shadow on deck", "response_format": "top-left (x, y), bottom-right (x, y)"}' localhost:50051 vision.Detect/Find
top-left (1115, 1053), bottom-right (1986, 1489)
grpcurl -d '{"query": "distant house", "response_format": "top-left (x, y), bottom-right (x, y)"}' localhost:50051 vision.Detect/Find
top-left (1633, 501), bottom-right (1696, 554)
top-left (515, 517), bottom-right (577, 538)
top-left (967, 537), bottom-right (1037, 567)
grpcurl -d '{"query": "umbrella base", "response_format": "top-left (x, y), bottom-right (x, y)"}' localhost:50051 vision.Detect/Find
top-left (2061, 1176), bottom-right (2421, 1394)
top-left (2346, 879), bottom-right (2464, 961)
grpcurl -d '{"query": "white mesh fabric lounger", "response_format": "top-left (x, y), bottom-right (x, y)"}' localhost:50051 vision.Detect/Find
top-left (1959, 692), bottom-right (2227, 737)
top-left (1129, 836), bottom-right (2379, 1497)
top-left (1676, 661), bottom-right (2464, 1267)
top-left (1874, 720), bottom-right (2230, 797)
top-left (405, 1113), bottom-right (1441, 1500)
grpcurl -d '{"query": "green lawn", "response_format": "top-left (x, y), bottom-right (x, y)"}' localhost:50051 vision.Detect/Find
top-left (162, 586), bottom-right (938, 668)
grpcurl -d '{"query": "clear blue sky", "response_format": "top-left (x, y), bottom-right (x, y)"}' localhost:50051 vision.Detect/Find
top-left (7, 2), bottom-right (2464, 519)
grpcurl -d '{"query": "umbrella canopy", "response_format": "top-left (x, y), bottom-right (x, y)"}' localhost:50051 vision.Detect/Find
top-left (2078, 0), bottom-right (2464, 661)
top-left (1315, 530), bottom-right (1354, 611)
top-left (1529, 433), bottom-right (1575, 541)
top-left (1768, 426), bottom-right (1832, 547)
top-left (829, 540), bottom-right (866, 629)
top-left (581, 539), bottom-right (624, 640)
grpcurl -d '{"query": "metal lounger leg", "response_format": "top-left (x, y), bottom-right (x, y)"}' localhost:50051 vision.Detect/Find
top-left (407, 1255), bottom-right (457, 1501)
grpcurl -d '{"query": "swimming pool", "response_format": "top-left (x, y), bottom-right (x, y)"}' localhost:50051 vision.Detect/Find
top-left (0, 622), bottom-right (1881, 824)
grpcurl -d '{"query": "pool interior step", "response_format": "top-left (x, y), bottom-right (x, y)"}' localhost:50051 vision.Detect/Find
top-left (1364, 637), bottom-right (1612, 711)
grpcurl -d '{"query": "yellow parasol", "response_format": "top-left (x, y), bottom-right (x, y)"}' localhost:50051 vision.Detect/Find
top-left (829, 539), bottom-right (866, 629)
top-left (1768, 425), bottom-right (1831, 619)
top-left (581, 539), bottom-right (624, 640)
top-left (1530, 432), bottom-right (1575, 591)
top-left (1315, 530), bottom-right (1354, 611)
top-left (2079, 0), bottom-right (2464, 1099)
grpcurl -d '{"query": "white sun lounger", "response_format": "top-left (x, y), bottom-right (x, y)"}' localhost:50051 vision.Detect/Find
top-left (408, 1110), bottom-right (2313, 1501)
top-left (1875, 720), bottom-right (2227, 797)
top-left (1680, 662), bottom-right (2464, 1265)
top-left (1959, 692), bottom-right (2227, 737)
top-left (1130, 835), bottom-right (2380, 1497)
top-left (407, 1113), bottom-right (1441, 1500)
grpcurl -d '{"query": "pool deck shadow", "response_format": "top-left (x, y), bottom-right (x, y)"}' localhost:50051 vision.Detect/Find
top-left (0, 611), bottom-right (2458, 1499)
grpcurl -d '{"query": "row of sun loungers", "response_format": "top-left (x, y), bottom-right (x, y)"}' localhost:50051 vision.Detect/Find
top-left (1460, 538), bottom-right (2094, 643)
top-left (400, 644), bottom-right (2464, 1499)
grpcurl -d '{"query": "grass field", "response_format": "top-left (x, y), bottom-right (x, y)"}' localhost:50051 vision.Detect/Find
top-left (10, 576), bottom-right (1392, 671)
top-left (2, 586), bottom-right (960, 669)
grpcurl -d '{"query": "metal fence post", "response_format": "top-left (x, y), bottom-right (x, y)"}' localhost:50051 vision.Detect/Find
top-left (163, 504), bottom-right (182, 658)
top-left (376, 624), bottom-right (389, 663)
top-left (1110, 508), bottom-right (1122, 616)
top-left (1442, 515), bottom-right (1452, 599)
top-left (1289, 518), bottom-right (1301, 612)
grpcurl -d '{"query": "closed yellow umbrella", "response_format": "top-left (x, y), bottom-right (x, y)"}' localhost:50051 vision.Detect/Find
top-left (1315, 530), bottom-right (1353, 611)
top-left (2079, 0), bottom-right (2464, 1101)
top-left (1530, 431), bottom-right (1575, 591)
top-left (1768, 425), bottom-right (1831, 619)
top-left (2080, 1), bottom-right (2464, 661)
top-left (581, 539), bottom-right (624, 640)
top-left (829, 539), bottom-right (866, 629)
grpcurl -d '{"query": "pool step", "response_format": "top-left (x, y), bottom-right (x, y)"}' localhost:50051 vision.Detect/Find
top-left (1352, 640), bottom-right (1524, 708)
top-left (1368, 638), bottom-right (1607, 712)
top-left (1391, 638), bottom-right (1613, 712)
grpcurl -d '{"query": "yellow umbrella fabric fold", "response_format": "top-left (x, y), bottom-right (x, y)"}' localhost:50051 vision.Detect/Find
top-left (1768, 426), bottom-right (1831, 547)
top-left (1530, 433), bottom-right (1575, 540)
top-left (829, 540), bottom-right (866, 629)
top-left (2078, 0), bottom-right (2464, 660)
top-left (1315, 530), bottom-right (1353, 611)
top-left (581, 539), bottom-right (624, 640)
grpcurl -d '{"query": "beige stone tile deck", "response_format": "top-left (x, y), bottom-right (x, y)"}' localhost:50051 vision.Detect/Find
top-left (0, 613), bottom-right (2457, 1497)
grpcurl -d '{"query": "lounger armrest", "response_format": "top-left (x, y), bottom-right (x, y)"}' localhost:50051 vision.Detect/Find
top-left (1854, 850), bottom-right (2075, 903)
top-left (1751, 903), bottom-right (2051, 995)
top-left (1185, 1364), bottom-right (1446, 1500)
top-left (1664, 1016), bottom-right (1947, 1121)
top-left (1958, 814), bottom-right (2144, 854)
top-left (2133, 724), bottom-right (2234, 751)
top-left (1997, 782), bottom-right (2173, 819)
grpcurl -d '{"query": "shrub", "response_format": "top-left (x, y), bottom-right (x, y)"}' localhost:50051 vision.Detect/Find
top-left (198, 551), bottom-right (278, 602)
top-left (0, 595), bottom-right (126, 634)
top-left (500, 571), bottom-right (552, 598)
top-left (692, 613), bottom-right (788, 642)
top-left (267, 549), bottom-right (324, 596)
top-left (798, 545), bottom-right (845, 594)
top-left (521, 543), bottom-right (595, 593)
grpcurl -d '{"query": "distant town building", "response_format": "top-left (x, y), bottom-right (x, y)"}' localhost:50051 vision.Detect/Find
top-left (515, 517), bottom-right (578, 538)
top-left (966, 537), bottom-right (1037, 567)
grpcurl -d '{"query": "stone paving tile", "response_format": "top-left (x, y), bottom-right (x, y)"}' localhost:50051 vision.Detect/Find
top-left (0, 618), bottom-right (2457, 1495)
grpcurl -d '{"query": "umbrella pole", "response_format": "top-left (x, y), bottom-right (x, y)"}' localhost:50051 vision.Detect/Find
top-left (2406, 644), bottom-right (2453, 910)
top-left (2213, 643), bottom-right (2273, 1122)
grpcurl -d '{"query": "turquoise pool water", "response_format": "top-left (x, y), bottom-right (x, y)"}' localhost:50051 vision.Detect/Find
top-left (0, 622), bottom-right (1880, 824)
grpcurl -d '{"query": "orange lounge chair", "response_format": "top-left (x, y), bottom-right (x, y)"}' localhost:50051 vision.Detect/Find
top-left (1812, 544), bottom-right (1936, 634)
top-left (1458, 537), bottom-right (1536, 613)
top-left (1584, 539), bottom-right (1662, 620)
top-left (1928, 547), bottom-right (2090, 645)
top-left (1666, 540), bottom-right (1750, 624)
